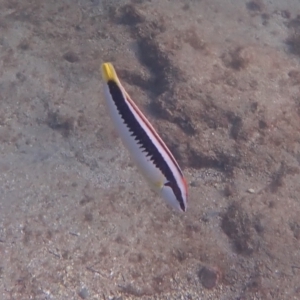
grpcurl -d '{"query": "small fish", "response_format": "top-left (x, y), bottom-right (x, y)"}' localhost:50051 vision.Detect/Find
top-left (101, 63), bottom-right (187, 212)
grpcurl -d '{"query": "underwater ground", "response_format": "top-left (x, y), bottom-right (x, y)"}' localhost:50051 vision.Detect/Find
top-left (0, 0), bottom-right (300, 299)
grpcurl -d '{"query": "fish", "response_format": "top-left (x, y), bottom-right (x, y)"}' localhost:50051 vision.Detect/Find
top-left (101, 62), bottom-right (187, 212)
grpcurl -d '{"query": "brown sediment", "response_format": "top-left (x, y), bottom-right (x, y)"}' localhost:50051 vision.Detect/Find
top-left (1, 0), bottom-right (300, 299)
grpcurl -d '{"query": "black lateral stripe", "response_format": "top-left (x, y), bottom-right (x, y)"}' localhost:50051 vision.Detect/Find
top-left (108, 80), bottom-right (185, 211)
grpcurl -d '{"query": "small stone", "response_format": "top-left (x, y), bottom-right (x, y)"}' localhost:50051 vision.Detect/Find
top-left (247, 188), bottom-right (255, 194)
top-left (190, 181), bottom-right (201, 187)
top-left (63, 51), bottom-right (80, 63)
top-left (78, 287), bottom-right (89, 299)
top-left (198, 266), bottom-right (221, 289)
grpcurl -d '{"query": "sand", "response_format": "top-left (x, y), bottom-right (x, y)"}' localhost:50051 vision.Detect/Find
top-left (0, 0), bottom-right (300, 299)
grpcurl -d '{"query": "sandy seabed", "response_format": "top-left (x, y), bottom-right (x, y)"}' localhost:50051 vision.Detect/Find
top-left (0, 0), bottom-right (300, 299)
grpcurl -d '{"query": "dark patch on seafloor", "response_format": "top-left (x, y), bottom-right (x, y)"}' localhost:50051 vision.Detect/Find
top-left (286, 16), bottom-right (300, 57)
top-left (286, 32), bottom-right (300, 57)
top-left (267, 162), bottom-right (299, 193)
top-left (221, 202), bottom-right (263, 255)
top-left (46, 111), bottom-right (74, 138)
top-left (246, 0), bottom-right (265, 13)
top-left (221, 46), bottom-right (251, 71)
top-left (111, 4), bottom-right (182, 99)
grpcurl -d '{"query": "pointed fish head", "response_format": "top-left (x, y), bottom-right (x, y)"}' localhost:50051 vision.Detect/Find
top-left (101, 62), bottom-right (120, 84)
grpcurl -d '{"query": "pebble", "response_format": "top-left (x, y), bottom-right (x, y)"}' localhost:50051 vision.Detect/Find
top-left (78, 287), bottom-right (89, 299)
top-left (198, 266), bottom-right (221, 289)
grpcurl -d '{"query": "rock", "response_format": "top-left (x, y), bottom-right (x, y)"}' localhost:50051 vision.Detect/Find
top-left (78, 287), bottom-right (89, 299)
top-left (197, 266), bottom-right (221, 289)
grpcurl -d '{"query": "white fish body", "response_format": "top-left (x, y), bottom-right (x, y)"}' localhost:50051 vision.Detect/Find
top-left (101, 63), bottom-right (187, 212)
